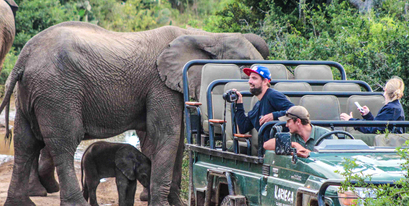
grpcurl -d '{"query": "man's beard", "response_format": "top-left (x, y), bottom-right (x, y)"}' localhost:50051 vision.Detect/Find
top-left (250, 86), bottom-right (262, 96)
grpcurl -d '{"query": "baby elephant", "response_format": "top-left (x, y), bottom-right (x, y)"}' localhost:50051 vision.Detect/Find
top-left (81, 141), bottom-right (151, 206)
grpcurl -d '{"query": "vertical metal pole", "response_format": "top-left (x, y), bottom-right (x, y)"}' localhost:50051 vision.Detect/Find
top-left (225, 172), bottom-right (235, 195)
top-left (204, 172), bottom-right (214, 206)
top-left (188, 150), bottom-right (194, 206)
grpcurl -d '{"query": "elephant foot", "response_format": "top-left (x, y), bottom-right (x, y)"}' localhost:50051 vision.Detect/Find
top-left (39, 172), bottom-right (60, 193)
top-left (5, 196), bottom-right (35, 206)
top-left (60, 191), bottom-right (89, 206)
top-left (168, 194), bottom-right (186, 206)
top-left (140, 187), bottom-right (149, 201)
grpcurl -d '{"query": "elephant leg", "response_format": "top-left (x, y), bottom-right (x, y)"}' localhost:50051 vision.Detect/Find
top-left (86, 180), bottom-right (99, 206)
top-left (38, 147), bottom-right (60, 193)
top-left (84, 159), bottom-right (99, 206)
top-left (125, 180), bottom-right (137, 206)
top-left (168, 124), bottom-right (185, 206)
top-left (5, 109), bottom-right (43, 206)
top-left (28, 155), bottom-right (47, 196)
top-left (140, 187), bottom-right (149, 201)
top-left (146, 88), bottom-right (184, 206)
top-left (82, 179), bottom-right (89, 203)
top-left (137, 131), bottom-right (150, 202)
top-left (116, 172), bottom-right (136, 206)
top-left (39, 113), bottom-right (88, 206)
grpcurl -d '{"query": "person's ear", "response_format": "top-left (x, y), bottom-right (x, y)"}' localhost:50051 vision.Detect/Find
top-left (263, 78), bottom-right (269, 86)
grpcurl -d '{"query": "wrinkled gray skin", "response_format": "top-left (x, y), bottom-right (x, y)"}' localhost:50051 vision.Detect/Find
top-left (2, 0), bottom-right (52, 197)
top-left (81, 141), bottom-right (151, 206)
top-left (0, 0), bottom-right (17, 73)
top-left (29, 29), bottom-right (271, 201)
top-left (243, 33), bottom-right (269, 60)
top-left (1, 22), bottom-right (264, 206)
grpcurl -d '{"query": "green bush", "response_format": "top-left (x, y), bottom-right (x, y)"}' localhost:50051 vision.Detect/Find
top-left (13, 0), bottom-right (80, 51)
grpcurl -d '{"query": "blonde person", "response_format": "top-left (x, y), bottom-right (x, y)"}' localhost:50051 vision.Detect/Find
top-left (340, 76), bottom-right (405, 133)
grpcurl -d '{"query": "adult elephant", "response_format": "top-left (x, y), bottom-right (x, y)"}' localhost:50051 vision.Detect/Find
top-left (1, 22), bottom-right (264, 206)
top-left (0, 0), bottom-right (18, 71)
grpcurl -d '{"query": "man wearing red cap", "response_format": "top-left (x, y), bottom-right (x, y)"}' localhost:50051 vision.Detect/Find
top-left (234, 65), bottom-right (294, 141)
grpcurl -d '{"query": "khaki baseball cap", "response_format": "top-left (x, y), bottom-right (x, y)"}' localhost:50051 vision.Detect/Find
top-left (278, 106), bottom-right (310, 122)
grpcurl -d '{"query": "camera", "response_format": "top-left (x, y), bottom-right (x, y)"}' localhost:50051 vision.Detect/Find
top-left (223, 89), bottom-right (238, 103)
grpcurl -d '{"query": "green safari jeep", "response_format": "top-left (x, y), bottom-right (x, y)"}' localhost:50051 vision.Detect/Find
top-left (182, 60), bottom-right (409, 206)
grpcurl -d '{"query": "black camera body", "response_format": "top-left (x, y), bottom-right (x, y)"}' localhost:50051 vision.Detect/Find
top-left (223, 90), bottom-right (238, 103)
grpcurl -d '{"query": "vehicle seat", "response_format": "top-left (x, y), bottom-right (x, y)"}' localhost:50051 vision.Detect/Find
top-left (251, 64), bottom-right (290, 79)
top-left (299, 95), bottom-right (341, 121)
top-left (224, 82), bottom-right (251, 150)
top-left (346, 95), bottom-right (385, 120)
top-left (227, 95), bottom-right (260, 155)
top-left (199, 64), bottom-right (241, 135)
top-left (344, 95), bottom-right (385, 144)
top-left (323, 83), bottom-right (361, 113)
top-left (374, 134), bottom-right (409, 146)
top-left (274, 82), bottom-right (312, 105)
top-left (294, 65), bottom-right (333, 91)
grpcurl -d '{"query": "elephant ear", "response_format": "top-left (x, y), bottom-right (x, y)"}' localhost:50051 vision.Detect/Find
top-left (4, 0), bottom-right (18, 17)
top-left (157, 35), bottom-right (218, 93)
top-left (115, 147), bottom-right (138, 181)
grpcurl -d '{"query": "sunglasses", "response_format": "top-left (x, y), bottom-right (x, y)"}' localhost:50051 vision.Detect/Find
top-left (285, 111), bottom-right (302, 119)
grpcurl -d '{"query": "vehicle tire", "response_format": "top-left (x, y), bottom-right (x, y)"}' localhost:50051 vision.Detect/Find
top-left (220, 196), bottom-right (231, 206)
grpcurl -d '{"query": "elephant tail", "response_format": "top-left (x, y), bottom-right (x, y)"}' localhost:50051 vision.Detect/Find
top-left (80, 150), bottom-right (85, 190)
top-left (80, 144), bottom-right (93, 192)
top-left (0, 65), bottom-right (22, 142)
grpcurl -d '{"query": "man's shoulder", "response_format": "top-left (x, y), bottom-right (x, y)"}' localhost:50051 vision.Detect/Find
top-left (266, 88), bottom-right (286, 98)
top-left (312, 125), bottom-right (331, 134)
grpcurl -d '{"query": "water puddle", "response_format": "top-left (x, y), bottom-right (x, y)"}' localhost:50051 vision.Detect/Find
top-left (75, 130), bottom-right (140, 161)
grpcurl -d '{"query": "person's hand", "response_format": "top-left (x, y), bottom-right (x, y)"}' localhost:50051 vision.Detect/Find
top-left (340, 112), bottom-right (353, 121)
top-left (259, 113), bottom-right (274, 125)
top-left (232, 89), bottom-right (243, 103)
top-left (290, 142), bottom-right (310, 158)
top-left (296, 148), bottom-right (310, 158)
top-left (361, 106), bottom-right (370, 116)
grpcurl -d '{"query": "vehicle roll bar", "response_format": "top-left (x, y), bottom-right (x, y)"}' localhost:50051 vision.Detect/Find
top-left (183, 60), bottom-right (348, 144)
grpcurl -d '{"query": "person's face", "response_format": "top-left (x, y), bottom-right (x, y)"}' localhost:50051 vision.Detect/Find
top-left (286, 119), bottom-right (298, 134)
top-left (383, 86), bottom-right (388, 98)
top-left (248, 72), bottom-right (266, 95)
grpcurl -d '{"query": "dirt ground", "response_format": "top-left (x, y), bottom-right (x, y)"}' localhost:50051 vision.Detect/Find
top-left (0, 95), bottom-right (149, 205)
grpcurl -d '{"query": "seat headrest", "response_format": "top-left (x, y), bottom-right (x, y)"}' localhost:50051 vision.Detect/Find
top-left (294, 65), bottom-right (333, 80)
top-left (299, 95), bottom-right (341, 120)
top-left (323, 83), bottom-right (361, 92)
top-left (274, 82), bottom-right (312, 91)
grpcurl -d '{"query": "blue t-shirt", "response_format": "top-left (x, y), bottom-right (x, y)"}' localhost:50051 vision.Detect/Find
top-left (235, 88), bottom-right (294, 137)
top-left (349, 100), bottom-right (405, 133)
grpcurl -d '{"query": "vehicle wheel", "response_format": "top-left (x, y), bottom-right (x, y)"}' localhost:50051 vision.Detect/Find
top-left (220, 196), bottom-right (231, 206)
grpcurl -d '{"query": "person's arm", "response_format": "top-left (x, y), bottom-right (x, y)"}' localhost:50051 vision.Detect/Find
top-left (291, 142), bottom-right (311, 158)
top-left (263, 138), bottom-right (276, 150)
top-left (356, 107), bottom-right (395, 133)
top-left (270, 91), bottom-right (294, 120)
top-left (235, 103), bottom-right (254, 134)
top-left (264, 139), bottom-right (311, 157)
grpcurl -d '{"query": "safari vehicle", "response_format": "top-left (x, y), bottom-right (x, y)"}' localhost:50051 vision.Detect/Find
top-left (183, 60), bottom-right (409, 206)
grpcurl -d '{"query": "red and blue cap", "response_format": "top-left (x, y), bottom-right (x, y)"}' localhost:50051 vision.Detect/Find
top-left (243, 65), bottom-right (271, 82)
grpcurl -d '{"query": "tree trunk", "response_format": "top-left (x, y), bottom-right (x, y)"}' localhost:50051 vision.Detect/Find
top-left (349, 0), bottom-right (374, 13)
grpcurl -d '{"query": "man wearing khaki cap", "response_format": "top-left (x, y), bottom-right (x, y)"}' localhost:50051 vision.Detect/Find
top-left (263, 106), bottom-right (333, 158)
